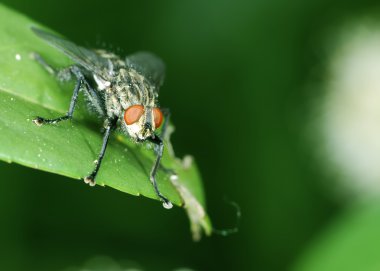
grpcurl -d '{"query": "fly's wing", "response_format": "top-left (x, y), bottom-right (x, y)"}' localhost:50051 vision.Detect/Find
top-left (125, 52), bottom-right (166, 89)
top-left (32, 27), bottom-right (108, 77)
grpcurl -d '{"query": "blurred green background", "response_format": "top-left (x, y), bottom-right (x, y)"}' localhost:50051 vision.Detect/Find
top-left (3, 0), bottom-right (380, 270)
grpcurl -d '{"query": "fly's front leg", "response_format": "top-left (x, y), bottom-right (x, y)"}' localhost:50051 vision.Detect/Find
top-left (149, 135), bottom-right (173, 209)
top-left (84, 118), bottom-right (118, 186)
top-left (156, 108), bottom-right (177, 179)
top-left (32, 64), bottom-right (85, 126)
top-left (159, 108), bottom-right (171, 140)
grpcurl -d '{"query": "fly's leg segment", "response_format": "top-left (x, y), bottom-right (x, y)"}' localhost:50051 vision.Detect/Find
top-left (32, 52), bottom-right (73, 82)
top-left (84, 118), bottom-right (118, 186)
top-left (156, 108), bottom-right (177, 179)
top-left (31, 52), bottom-right (58, 76)
top-left (32, 60), bottom-right (85, 125)
top-left (149, 135), bottom-right (173, 209)
top-left (33, 74), bottom-right (80, 125)
top-left (160, 108), bottom-right (171, 140)
top-left (32, 53), bottom-right (105, 118)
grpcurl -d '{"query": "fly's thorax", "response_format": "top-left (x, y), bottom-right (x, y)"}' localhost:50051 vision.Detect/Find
top-left (116, 68), bottom-right (157, 108)
top-left (94, 49), bottom-right (125, 70)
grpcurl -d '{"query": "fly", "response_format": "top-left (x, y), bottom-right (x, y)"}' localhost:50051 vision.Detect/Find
top-left (31, 27), bottom-right (173, 209)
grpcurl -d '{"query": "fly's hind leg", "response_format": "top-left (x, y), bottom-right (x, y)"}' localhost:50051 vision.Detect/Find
top-left (31, 52), bottom-right (57, 76)
top-left (33, 52), bottom-right (106, 118)
top-left (33, 71), bottom-right (81, 125)
top-left (32, 54), bottom-right (86, 125)
top-left (31, 52), bottom-right (72, 81)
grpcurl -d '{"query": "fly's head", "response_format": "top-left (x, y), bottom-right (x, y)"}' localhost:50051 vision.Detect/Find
top-left (123, 104), bottom-right (163, 141)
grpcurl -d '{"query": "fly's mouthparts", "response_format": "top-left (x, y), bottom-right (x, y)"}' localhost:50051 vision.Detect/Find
top-left (144, 122), bottom-right (152, 130)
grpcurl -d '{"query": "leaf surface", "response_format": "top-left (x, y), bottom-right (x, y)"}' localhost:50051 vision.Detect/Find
top-left (0, 4), bottom-right (211, 239)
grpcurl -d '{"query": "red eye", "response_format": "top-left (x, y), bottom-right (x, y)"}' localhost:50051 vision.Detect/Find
top-left (153, 107), bottom-right (163, 128)
top-left (124, 105), bottom-right (144, 125)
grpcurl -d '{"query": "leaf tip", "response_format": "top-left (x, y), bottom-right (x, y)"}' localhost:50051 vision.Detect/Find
top-left (170, 175), bottom-right (212, 241)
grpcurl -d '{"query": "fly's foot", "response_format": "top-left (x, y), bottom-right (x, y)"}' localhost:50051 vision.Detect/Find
top-left (33, 116), bottom-right (65, 125)
top-left (162, 197), bottom-right (173, 209)
top-left (84, 175), bottom-right (96, 187)
top-left (32, 117), bottom-right (46, 126)
top-left (150, 175), bottom-right (173, 209)
top-left (157, 188), bottom-right (173, 209)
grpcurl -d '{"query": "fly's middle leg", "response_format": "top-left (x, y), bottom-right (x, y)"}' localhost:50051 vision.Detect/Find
top-left (84, 118), bottom-right (117, 186)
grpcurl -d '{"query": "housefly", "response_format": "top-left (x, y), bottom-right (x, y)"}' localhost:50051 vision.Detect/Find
top-left (31, 27), bottom-right (173, 209)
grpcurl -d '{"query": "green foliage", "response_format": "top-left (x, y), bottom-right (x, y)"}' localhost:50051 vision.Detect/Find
top-left (293, 200), bottom-right (380, 271)
top-left (0, 4), bottom-right (210, 239)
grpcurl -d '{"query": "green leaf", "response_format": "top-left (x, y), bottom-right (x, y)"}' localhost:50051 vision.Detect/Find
top-left (0, 4), bottom-right (211, 240)
top-left (292, 200), bottom-right (380, 271)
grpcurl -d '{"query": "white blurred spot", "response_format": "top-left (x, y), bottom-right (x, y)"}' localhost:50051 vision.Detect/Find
top-left (170, 174), bottom-right (178, 181)
top-left (182, 155), bottom-right (193, 169)
top-left (321, 22), bottom-right (380, 197)
top-left (93, 74), bottom-right (110, 90)
top-left (15, 54), bottom-right (21, 61)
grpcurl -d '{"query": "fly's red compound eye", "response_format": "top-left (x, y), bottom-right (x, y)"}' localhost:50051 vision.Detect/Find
top-left (124, 105), bottom-right (144, 125)
top-left (153, 107), bottom-right (163, 128)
